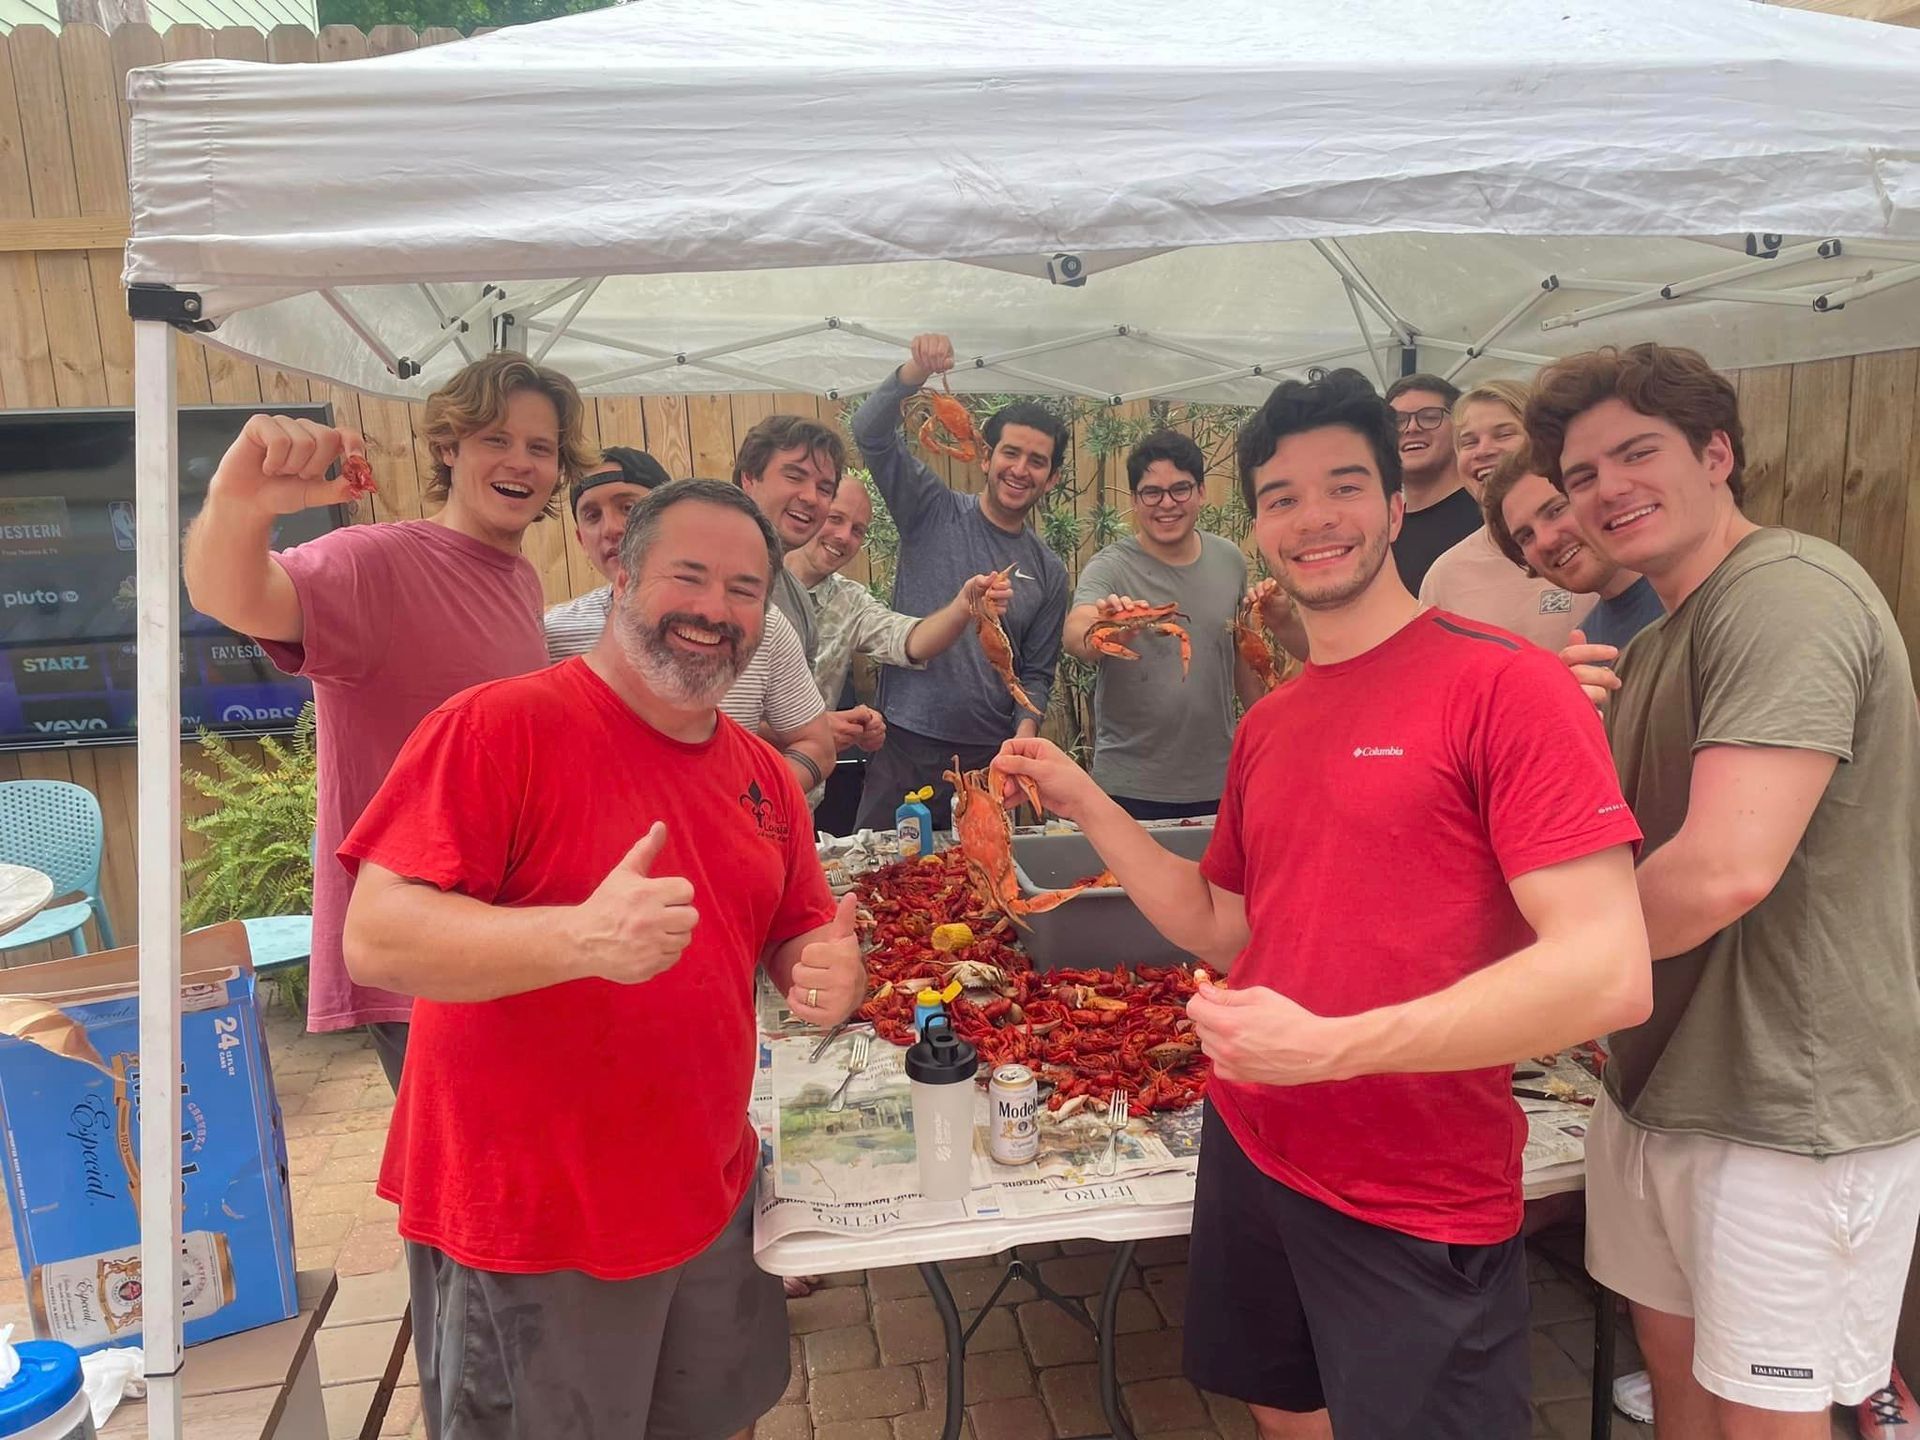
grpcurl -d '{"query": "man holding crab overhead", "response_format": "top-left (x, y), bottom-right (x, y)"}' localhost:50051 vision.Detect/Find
top-left (851, 332), bottom-right (1071, 831)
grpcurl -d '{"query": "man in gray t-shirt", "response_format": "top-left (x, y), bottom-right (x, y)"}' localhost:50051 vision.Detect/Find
top-left (1066, 432), bottom-right (1255, 818)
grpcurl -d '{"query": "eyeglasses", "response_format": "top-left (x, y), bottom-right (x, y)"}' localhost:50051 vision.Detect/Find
top-left (1134, 480), bottom-right (1199, 505)
top-left (1394, 407), bottom-right (1449, 433)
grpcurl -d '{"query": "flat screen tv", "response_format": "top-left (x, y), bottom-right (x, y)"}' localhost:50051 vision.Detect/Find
top-left (0, 405), bottom-right (350, 749)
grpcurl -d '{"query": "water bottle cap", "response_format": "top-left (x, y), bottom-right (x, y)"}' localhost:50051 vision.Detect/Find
top-left (905, 1012), bottom-right (978, 1084)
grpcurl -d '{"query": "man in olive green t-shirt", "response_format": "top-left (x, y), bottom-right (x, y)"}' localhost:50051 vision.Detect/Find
top-left (1528, 343), bottom-right (1920, 1440)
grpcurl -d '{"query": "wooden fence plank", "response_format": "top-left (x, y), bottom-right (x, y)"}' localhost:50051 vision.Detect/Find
top-left (355, 395), bottom-right (426, 522)
top-left (642, 394), bottom-right (694, 480)
top-left (160, 24), bottom-right (217, 60)
top-left (686, 392), bottom-right (736, 480)
top-left (213, 26), bottom-right (268, 61)
top-left (12, 25), bottom-right (110, 408)
top-left (265, 24), bottom-right (317, 62)
top-left (315, 24), bottom-right (368, 61)
top-left (58, 26), bottom-right (135, 406)
top-left (1839, 349), bottom-right (1918, 604)
top-left (365, 24), bottom-right (417, 54)
top-left (1781, 356), bottom-right (1853, 542)
top-left (0, 32), bottom-right (58, 408)
top-left (1736, 364), bottom-right (1793, 528)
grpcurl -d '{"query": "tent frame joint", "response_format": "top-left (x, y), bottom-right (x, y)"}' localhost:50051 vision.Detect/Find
top-left (127, 282), bottom-right (215, 332)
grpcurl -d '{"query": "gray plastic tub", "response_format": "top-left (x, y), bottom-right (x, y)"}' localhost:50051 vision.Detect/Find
top-left (1009, 821), bottom-right (1214, 972)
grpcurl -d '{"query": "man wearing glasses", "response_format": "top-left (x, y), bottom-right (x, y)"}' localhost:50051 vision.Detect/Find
top-left (1063, 430), bottom-right (1258, 819)
top-left (1385, 373), bottom-right (1481, 592)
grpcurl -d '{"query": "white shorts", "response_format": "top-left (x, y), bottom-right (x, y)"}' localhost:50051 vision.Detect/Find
top-left (1585, 1091), bottom-right (1920, 1412)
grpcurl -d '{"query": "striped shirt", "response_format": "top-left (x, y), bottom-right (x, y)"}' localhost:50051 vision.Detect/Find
top-left (542, 586), bottom-right (826, 734)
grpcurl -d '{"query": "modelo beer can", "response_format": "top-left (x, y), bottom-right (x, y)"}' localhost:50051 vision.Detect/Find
top-left (988, 1064), bottom-right (1039, 1165)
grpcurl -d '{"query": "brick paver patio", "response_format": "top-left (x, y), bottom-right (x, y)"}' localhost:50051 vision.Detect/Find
top-left (7, 1002), bottom-right (1866, 1439)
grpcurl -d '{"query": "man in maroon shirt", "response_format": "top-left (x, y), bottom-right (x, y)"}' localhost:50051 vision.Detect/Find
top-left (999, 369), bottom-right (1651, 1440)
top-left (184, 353), bottom-right (596, 1089)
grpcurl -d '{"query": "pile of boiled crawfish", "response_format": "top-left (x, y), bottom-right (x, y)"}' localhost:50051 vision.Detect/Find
top-left (852, 847), bottom-right (1210, 1117)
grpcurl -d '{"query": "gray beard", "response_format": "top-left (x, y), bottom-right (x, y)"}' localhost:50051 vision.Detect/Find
top-left (614, 610), bottom-right (753, 708)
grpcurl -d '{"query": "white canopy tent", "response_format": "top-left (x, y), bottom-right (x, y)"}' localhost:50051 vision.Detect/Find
top-left (118, 0), bottom-right (1920, 1433)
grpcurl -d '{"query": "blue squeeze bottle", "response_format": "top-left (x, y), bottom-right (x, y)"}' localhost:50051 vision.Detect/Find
top-left (895, 786), bottom-right (936, 859)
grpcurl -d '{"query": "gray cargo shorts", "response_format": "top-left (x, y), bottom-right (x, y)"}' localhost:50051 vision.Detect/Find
top-left (409, 1189), bottom-right (789, 1440)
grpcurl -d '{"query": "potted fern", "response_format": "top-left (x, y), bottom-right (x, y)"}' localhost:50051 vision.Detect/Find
top-left (183, 703), bottom-right (318, 1009)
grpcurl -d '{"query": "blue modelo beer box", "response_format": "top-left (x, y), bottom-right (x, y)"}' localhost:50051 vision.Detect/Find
top-left (0, 923), bottom-right (298, 1353)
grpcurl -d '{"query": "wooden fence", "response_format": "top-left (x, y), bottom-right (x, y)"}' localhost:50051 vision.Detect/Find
top-left (3, 20), bottom-right (1920, 958)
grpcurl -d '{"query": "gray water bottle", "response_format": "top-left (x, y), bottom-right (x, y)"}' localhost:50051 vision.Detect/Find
top-left (906, 1014), bottom-right (979, 1200)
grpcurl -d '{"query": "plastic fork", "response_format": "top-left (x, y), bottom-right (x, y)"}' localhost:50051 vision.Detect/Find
top-left (1097, 1089), bottom-right (1130, 1176)
top-left (826, 1032), bottom-right (871, 1113)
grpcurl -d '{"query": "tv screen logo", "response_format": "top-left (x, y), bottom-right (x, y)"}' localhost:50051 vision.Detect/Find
top-left (11, 648), bottom-right (102, 696)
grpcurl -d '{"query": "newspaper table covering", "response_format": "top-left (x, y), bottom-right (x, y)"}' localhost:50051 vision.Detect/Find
top-left (759, 835), bottom-right (1603, 1247)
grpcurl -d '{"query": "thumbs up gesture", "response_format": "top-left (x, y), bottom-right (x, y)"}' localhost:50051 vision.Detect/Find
top-left (786, 894), bottom-right (866, 1026)
top-left (574, 821), bottom-right (699, 985)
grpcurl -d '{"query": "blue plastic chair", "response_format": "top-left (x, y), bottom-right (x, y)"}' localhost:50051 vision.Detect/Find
top-left (0, 780), bottom-right (117, 959)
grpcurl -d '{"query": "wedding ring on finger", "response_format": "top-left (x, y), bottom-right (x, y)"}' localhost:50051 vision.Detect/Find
top-left (808, 988), bottom-right (819, 1009)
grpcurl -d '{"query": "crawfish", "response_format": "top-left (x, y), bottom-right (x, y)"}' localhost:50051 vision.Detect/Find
top-left (975, 563), bottom-right (1043, 718)
top-left (945, 757), bottom-right (1112, 930)
top-left (1231, 596), bottom-right (1289, 693)
top-left (904, 374), bottom-right (983, 463)
top-left (1086, 601), bottom-right (1192, 679)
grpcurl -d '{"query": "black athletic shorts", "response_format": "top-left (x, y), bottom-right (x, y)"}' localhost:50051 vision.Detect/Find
top-left (1183, 1103), bottom-right (1531, 1440)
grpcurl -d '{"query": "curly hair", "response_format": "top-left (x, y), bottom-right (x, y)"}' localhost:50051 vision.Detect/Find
top-left (421, 352), bottom-right (597, 517)
top-left (1525, 343), bottom-right (1745, 503)
top-left (1235, 369), bottom-right (1401, 511)
top-left (1125, 430), bottom-right (1207, 492)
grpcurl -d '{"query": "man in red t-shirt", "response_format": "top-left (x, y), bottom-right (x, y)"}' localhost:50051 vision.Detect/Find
top-left (999, 370), bottom-right (1650, 1440)
top-left (338, 479), bottom-right (858, 1440)
top-left (184, 352), bottom-right (597, 1088)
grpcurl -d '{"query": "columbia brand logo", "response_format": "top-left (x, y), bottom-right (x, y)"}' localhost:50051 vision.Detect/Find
top-left (1352, 746), bottom-right (1404, 758)
top-left (1751, 1364), bottom-right (1814, 1380)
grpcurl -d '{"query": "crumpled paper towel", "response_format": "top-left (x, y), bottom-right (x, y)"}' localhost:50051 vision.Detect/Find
top-left (80, 1344), bottom-right (146, 1427)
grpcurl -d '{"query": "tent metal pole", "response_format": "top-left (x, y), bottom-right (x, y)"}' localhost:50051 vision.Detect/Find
top-left (1538, 275), bottom-right (1857, 330)
top-left (320, 290), bottom-right (407, 376)
top-left (1814, 262), bottom-right (1920, 311)
top-left (1340, 282), bottom-right (1391, 388)
top-left (973, 361), bottom-right (1115, 402)
top-left (509, 278), bottom-right (597, 324)
top-left (1109, 343), bottom-right (1377, 405)
top-left (399, 285), bottom-right (502, 373)
top-left (1310, 239), bottom-right (1415, 346)
top-left (966, 329), bottom-right (1128, 368)
top-left (1656, 240), bottom-right (1831, 299)
top-left (133, 317), bottom-right (185, 1440)
top-left (1121, 330), bottom-right (1261, 371)
top-left (574, 348), bottom-right (817, 393)
top-left (1417, 337), bottom-right (1554, 366)
top-left (1823, 240), bottom-right (1920, 265)
top-left (532, 278), bottom-right (603, 362)
top-left (1443, 289), bottom-right (1543, 384)
top-left (418, 285), bottom-right (479, 365)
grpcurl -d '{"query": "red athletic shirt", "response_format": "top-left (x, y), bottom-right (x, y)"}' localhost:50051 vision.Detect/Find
top-left (341, 658), bottom-right (835, 1278)
top-left (1200, 612), bottom-right (1640, 1244)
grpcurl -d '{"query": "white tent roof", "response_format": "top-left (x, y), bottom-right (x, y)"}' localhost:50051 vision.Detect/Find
top-left (123, 0), bottom-right (1920, 400)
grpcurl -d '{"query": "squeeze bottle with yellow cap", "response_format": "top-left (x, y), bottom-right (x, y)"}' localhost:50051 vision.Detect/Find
top-left (914, 981), bottom-right (963, 1040)
top-left (895, 786), bottom-right (937, 858)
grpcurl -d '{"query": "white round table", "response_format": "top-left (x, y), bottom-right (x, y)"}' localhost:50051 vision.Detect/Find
top-left (0, 863), bottom-right (56, 937)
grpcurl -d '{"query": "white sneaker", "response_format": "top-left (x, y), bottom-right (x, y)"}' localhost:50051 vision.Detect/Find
top-left (1612, 1369), bottom-right (1655, 1425)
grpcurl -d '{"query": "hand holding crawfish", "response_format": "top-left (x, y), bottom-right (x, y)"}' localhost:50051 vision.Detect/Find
top-left (945, 756), bottom-right (1112, 930)
top-left (1232, 579), bottom-right (1293, 693)
top-left (1085, 593), bottom-right (1192, 679)
top-left (975, 563), bottom-right (1044, 719)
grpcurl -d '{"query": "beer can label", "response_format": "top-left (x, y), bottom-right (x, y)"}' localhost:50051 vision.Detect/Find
top-left (988, 1066), bottom-right (1039, 1165)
